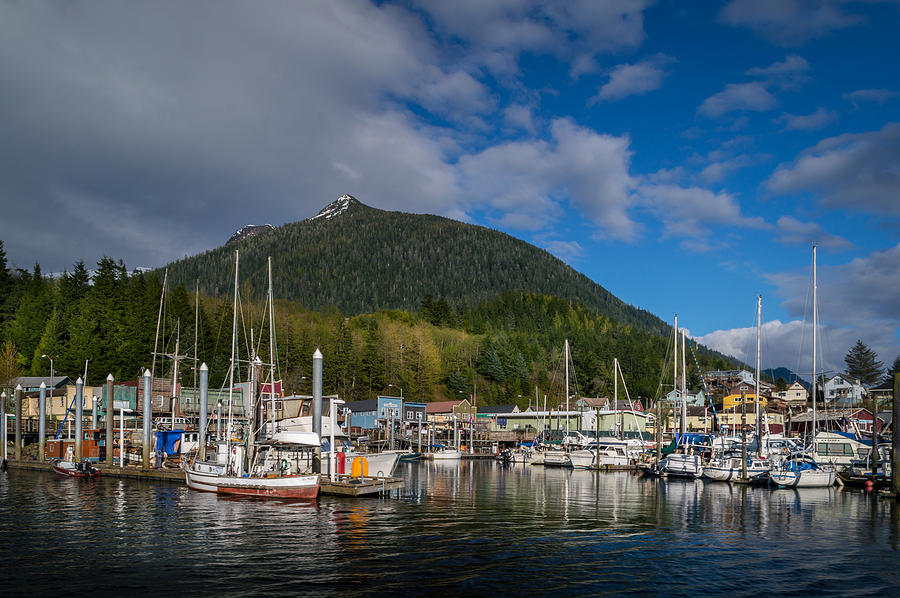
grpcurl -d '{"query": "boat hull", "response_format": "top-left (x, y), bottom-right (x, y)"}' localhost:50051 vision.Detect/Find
top-left (185, 463), bottom-right (319, 499)
top-left (51, 460), bottom-right (101, 479)
top-left (769, 469), bottom-right (835, 488)
top-left (542, 451), bottom-right (572, 468)
top-left (568, 450), bottom-right (629, 469)
top-left (430, 450), bottom-right (462, 460)
top-left (660, 454), bottom-right (703, 478)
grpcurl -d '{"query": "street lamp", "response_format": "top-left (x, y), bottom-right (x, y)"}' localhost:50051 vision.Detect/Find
top-left (41, 354), bottom-right (54, 387)
top-left (387, 383), bottom-right (402, 399)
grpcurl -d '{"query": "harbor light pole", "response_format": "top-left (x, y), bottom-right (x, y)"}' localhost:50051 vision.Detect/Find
top-left (41, 354), bottom-right (53, 432)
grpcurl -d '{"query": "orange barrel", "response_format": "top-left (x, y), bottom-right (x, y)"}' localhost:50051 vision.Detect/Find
top-left (350, 456), bottom-right (369, 478)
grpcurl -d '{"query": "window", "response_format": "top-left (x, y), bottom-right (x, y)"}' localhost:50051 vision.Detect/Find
top-left (406, 410), bottom-right (413, 420)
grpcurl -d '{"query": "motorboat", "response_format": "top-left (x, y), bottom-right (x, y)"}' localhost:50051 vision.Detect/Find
top-left (568, 441), bottom-right (629, 469)
top-left (51, 459), bottom-right (101, 479)
top-left (768, 453), bottom-right (836, 488)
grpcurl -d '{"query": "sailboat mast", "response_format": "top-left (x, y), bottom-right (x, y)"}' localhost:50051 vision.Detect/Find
top-left (755, 294), bottom-right (763, 457)
top-left (564, 339), bottom-right (570, 438)
top-left (614, 357), bottom-right (620, 440)
top-left (268, 256), bottom-right (276, 439)
top-left (674, 315), bottom-right (678, 437)
top-left (812, 245), bottom-right (818, 440)
top-left (227, 251), bottom-right (238, 465)
top-left (681, 331), bottom-right (686, 437)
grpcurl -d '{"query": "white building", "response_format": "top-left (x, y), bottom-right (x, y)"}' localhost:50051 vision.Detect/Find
top-left (773, 381), bottom-right (808, 407)
top-left (824, 375), bottom-right (867, 406)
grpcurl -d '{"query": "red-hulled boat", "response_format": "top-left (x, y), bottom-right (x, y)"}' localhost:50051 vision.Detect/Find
top-left (51, 459), bottom-right (101, 479)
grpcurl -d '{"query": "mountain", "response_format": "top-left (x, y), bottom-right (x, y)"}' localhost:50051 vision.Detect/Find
top-left (166, 195), bottom-right (672, 336)
top-left (763, 367), bottom-right (810, 390)
top-left (227, 224), bottom-right (275, 245)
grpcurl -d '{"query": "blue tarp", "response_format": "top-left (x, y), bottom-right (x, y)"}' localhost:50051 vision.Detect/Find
top-left (155, 430), bottom-right (185, 456)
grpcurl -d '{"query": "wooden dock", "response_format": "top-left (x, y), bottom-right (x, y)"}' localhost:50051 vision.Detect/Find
top-left (5, 459), bottom-right (404, 497)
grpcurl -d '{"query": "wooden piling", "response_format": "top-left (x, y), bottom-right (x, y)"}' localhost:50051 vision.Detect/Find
top-left (14, 384), bottom-right (22, 461)
top-left (74, 378), bottom-right (83, 462)
top-left (105, 374), bottom-right (114, 467)
top-left (38, 382), bottom-right (46, 461)
top-left (892, 373), bottom-right (899, 496)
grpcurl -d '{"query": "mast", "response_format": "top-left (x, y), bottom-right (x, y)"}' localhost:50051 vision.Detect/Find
top-left (193, 280), bottom-right (199, 405)
top-left (226, 251), bottom-right (239, 470)
top-left (564, 339), bottom-right (570, 438)
top-left (614, 357), bottom-right (620, 440)
top-left (268, 256), bottom-right (276, 439)
top-left (674, 315), bottom-right (679, 438)
top-left (755, 294), bottom-right (763, 457)
top-left (812, 245), bottom-right (817, 441)
top-left (681, 330), bottom-right (687, 437)
top-left (171, 323), bottom-right (180, 429)
top-left (151, 268), bottom-right (168, 379)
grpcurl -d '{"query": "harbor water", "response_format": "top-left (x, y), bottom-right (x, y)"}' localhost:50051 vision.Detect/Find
top-left (2, 460), bottom-right (899, 596)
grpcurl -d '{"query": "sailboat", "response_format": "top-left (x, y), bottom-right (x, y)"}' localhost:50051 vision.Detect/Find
top-left (569, 357), bottom-right (633, 469)
top-left (659, 318), bottom-right (705, 478)
top-left (704, 295), bottom-right (774, 482)
top-left (769, 246), bottom-right (836, 489)
top-left (542, 340), bottom-right (576, 468)
top-left (184, 252), bottom-right (320, 499)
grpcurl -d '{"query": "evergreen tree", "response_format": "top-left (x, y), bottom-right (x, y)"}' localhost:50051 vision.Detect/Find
top-left (844, 340), bottom-right (883, 386)
top-left (883, 356), bottom-right (900, 385)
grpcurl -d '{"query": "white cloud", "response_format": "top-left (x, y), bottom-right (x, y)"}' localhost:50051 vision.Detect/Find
top-left (637, 183), bottom-right (768, 241)
top-left (698, 82), bottom-right (778, 118)
top-left (541, 240), bottom-right (585, 262)
top-left (776, 107), bottom-right (837, 131)
top-left (710, 244), bottom-right (900, 373)
top-left (457, 118), bottom-right (638, 239)
top-left (765, 123), bottom-right (900, 215)
top-left (773, 216), bottom-right (853, 249)
top-left (745, 54), bottom-right (810, 88)
top-left (719, 0), bottom-right (865, 46)
top-left (503, 104), bottom-right (537, 133)
top-left (844, 88), bottom-right (897, 108)
top-left (590, 53), bottom-right (675, 103)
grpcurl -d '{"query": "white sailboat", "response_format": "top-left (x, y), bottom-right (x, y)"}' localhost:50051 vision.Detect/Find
top-left (543, 339), bottom-right (575, 468)
top-left (769, 246), bottom-right (836, 489)
top-left (660, 320), bottom-right (705, 478)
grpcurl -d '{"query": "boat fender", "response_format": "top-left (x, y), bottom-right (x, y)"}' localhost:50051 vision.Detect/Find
top-left (280, 458), bottom-right (289, 471)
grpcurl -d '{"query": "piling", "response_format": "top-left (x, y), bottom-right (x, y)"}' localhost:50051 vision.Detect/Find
top-left (91, 396), bottom-right (98, 429)
top-left (312, 348), bottom-right (323, 474)
top-left (74, 378), bottom-right (83, 462)
top-left (216, 401), bottom-right (222, 441)
top-left (142, 369), bottom-right (152, 469)
top-left (871, 396), bottom-right (879, 480)
top-left (740, 390), bottom-right (747, 481)
top-left (38, 382), bottom-right (46, 461)
top-left (199, 363), bottom-right (208, 461)
top-left (105, 374), bottom-right (114, 467)
top-left (15, 384), bottom-right (23, 461)
top-left (892, 373), bottom-right (899, 496)
top-left (1, 390), bottom-right (6, 461)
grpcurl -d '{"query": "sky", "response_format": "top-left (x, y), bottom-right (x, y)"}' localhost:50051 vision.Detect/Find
top-left (1, 1), bottom-right (899, 379)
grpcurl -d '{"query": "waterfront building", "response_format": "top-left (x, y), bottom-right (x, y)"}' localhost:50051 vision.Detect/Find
top-left (772, 381), bottom-right (808, 408)
top-left (722, 393), bottom-right (768, 411)
top-left (788, 407), bottom-right (883, 435)
top-left (824, 375), bottom-right (867, 406)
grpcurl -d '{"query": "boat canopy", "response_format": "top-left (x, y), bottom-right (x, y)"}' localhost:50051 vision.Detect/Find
top-left (270, 431), bottom-right (319, 446)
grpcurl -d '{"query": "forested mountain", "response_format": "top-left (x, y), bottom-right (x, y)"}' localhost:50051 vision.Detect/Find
top-left (164, 195), bottom-right (672, 337)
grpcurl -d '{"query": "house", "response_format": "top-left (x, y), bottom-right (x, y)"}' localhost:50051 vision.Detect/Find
top-left (824, 375), bottom-right (867, 406)
top-left (788, 407), bottom-right (882, 435)
top-left (717, 409), bottom-right (785, 434)
top-left (773, 381), bottom-right (808, 408)
top-left (868, 379), bottom-right (894, 407)
top-left (402, 401), bottom-right (427, 426)
top-left (574, 397), bottom-right (609, 410)
top-left (426, 399), bottom-right (463, 429)
top-left (346, 399), bottom-right (379, 430)
top-left (663, 389), bottom-right (705, 408)
top-left (477, 404), bottom-right (520, 415)
top-left (723, 393), bottom-right (768, 411)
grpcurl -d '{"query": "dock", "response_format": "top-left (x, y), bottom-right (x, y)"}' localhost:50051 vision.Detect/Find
top-left (4, 459), bottom-right (404, 497)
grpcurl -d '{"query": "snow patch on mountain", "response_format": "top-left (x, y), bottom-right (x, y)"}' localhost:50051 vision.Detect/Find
top-left (312, 194), bottom-right (358, 220)
top-left (227, 224), bottom-right (275, 245)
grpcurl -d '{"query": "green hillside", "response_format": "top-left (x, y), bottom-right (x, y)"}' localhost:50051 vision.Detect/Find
top-left (164, 195), bottom-right (671, 337)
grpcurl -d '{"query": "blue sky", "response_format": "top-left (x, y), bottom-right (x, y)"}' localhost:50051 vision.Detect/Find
top-left (1, 1), bottom-right (898, 376)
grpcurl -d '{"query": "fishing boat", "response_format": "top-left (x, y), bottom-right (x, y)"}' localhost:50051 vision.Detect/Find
top-left (659, 448), bottom-right (705, 478)
top-left (703, 452), bottom-right (770, 482)
top-left (568, 441), bottom-right (629, 469)
top-left (769, 453), bottom-right (836, 488)
top-left (427, 444), bottom-right (462, 460)
top-left (183, 252), bottom-right (320, 499)
top-left (51, 458), bottom-right (101, 479)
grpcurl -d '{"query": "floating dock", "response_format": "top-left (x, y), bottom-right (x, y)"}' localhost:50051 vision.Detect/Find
top-left (5, 460), bottom-right (404, 497)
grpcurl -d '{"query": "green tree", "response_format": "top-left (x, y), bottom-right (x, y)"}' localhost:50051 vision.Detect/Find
top-left (883, 356), bottom-right (900, 385)
top-left (844, 340), bottom-right (884, 386)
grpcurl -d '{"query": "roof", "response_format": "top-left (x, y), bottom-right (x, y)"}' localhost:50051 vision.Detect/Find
top-left (477, 404), bottom-right (518, 414)
top-left (877, 411), bottom-right (893, 427)
top-left (426, 400), bottom-right (462, 414)
top-left (578, 397), bottom-right (609, 407)
top-left (791, 408), bottom-right (871, 422)
top-left (345, 399), bottom-right (377, 412)
top-left (608, 399), bottom-right (642, 410)
top-left (11, 376), bottom-right (71, 389)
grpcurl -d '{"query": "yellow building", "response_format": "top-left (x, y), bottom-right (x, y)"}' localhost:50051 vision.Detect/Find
top-left (723, 393), bottom-right (768, 411)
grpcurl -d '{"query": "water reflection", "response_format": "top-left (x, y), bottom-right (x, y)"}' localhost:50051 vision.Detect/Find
top-left (1, 464), bottom-right (898, 596)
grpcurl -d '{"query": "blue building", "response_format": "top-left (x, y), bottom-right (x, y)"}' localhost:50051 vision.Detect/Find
top-left (346, 399), bottom-right (378, 430)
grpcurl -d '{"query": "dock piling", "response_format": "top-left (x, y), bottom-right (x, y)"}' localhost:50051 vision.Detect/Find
top-left (38, 382), bottom-right (46, 461)
top-left (142, 369), bottom-right (152, 469)
top-left (74, 378), bottom-right (83, 462)
top-left (15, 384), bottom-right (22, 461)
top-left (199, 363), bottom-right (208, 461)
top-left (312, 348), bottom-right (323, 474)
top-left (893, 374), bottom-right (899, 496)
top-left (105, 374), bottom-right (114, 467)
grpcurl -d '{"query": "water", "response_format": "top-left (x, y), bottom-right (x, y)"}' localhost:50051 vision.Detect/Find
top-left (3, 461), bottom-right (899, 596)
